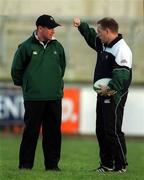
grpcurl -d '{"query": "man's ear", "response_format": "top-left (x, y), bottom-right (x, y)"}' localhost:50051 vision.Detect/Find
top-left (106, 28), bottom-right (110, 34)
top-left (37, 26), bottom-right (43, 31)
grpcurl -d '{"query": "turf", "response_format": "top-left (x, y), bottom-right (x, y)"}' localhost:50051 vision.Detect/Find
top-left (0, 134), bottom-right (144, 180)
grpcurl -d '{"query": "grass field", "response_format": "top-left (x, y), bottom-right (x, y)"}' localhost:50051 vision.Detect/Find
top-left (0, 134), bottom-right (144, 180)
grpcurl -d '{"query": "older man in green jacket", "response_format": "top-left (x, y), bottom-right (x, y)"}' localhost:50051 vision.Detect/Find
top-left (11, 14), bottom-right (66, 171)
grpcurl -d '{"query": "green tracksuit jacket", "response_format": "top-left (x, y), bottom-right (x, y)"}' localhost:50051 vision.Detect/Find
top-left (11, 33), bottom-right (66, 100)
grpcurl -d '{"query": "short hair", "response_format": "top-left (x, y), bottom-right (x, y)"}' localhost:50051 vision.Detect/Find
top-left (97, 17), bottom-right (118, 33)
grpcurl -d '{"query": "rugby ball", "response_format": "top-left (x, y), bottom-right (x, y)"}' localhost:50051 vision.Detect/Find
top-left (93, 78), bottom-right (112, 91)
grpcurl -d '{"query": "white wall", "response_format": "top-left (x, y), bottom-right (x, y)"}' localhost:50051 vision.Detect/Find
top-left (79, 87), bottom-right (144, 136)
top-left (122, 88), bottom-right (144, 136)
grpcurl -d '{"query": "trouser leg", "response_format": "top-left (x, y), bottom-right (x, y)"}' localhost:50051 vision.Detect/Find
top-left (101, 95), bottom-right (128, 170)
top-left (19, 101), bottom-right (45, 169)
top-left (114, 94), bottom-right (128, 169)
top-left (96, 96), bottom-right (113, 168)
top-left (42, 100), bottom-right (62, 169)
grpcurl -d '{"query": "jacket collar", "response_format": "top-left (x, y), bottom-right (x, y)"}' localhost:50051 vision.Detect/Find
top-left (105, 34), bottom-right (122, 48)
top-left (33, 31), bottom-right (56, 48)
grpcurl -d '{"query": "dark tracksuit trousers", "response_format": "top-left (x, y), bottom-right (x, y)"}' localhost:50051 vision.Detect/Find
top-left (96, 93), bottom-right (128, 170)
top-left (19, 100), bottom-right (62, 169)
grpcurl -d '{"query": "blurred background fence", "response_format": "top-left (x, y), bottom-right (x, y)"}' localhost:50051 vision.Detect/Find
top-left (0, 0), bottom-right (144, 83)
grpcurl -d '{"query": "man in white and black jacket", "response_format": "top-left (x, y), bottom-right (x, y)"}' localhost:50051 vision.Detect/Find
top-left (73, 17), bottom-right (132, 173)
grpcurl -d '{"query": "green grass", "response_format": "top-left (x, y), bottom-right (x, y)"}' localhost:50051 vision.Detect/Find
top-left (0, 134), bottom-right (144, 180)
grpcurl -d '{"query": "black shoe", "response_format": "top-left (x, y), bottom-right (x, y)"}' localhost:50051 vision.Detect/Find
top-left (96, 166), bottom-right (113, 173)
top-left (46, 166), bottom-right (61, 172)
top-left (113, 164), bottom-right (127, 173)
top-left (113, 168), bottom-right (126, 173)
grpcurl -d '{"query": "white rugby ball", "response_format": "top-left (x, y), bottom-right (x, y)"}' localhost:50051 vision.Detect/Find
top-left (93, 78), bottom-right (112, 91)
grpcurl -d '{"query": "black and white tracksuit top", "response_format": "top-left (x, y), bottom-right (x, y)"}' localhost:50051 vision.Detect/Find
top-left (78, 22), bottom-right (132, 104)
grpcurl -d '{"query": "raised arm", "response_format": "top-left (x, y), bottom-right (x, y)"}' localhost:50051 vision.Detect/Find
top-left (73, 17), bottom-right (102, 51)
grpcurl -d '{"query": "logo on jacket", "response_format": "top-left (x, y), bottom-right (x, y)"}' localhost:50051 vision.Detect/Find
top-left (33, 51), bottom-right (38, 55)
top-left (121, 59), bottom-right (127, 64)
top-left (104, 99), bottom-right (111, 103)
top-left (105, 55), bottom-right (108, 59)
top-left (54, 51), bottom-right (57, 54)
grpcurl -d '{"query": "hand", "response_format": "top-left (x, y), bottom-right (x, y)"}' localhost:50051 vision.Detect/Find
top-left (106, 89), bottom-right (117, 96)
top-left (98, 85), bottom-right (117, 96)
top-left (73, 17), bottom-right (81, 27)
